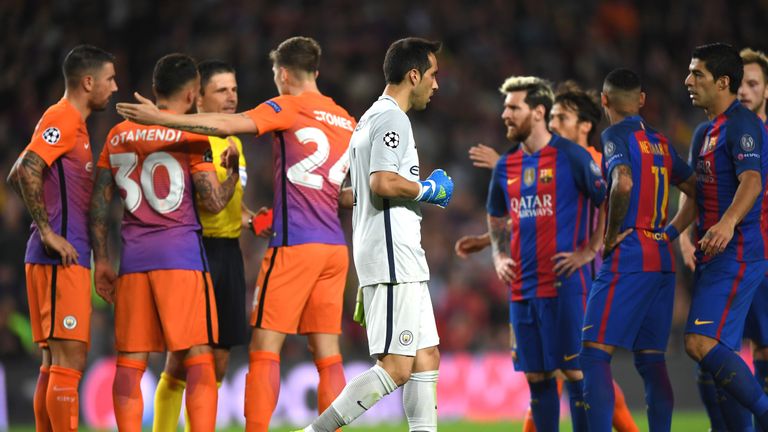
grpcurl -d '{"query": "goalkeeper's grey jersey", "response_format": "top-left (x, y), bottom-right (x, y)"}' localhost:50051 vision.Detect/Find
top-left (349, 95), bottom-right (430, 287)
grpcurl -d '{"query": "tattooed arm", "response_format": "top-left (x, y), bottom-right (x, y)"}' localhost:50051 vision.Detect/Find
top-left (89, 167), bottom-right (118, 303)
top-left (603, 164), bottom-right (634, 257)
top-left (193, 170), bottom-right (239, 214)
top-left (488, 214), bottom-right (516, 283)
top-left (115, 93), bottom-right (257, 136)
top-left (17, 151), bottom-right (79, 265)
top-left (6, 158), bottom-right (22, 197)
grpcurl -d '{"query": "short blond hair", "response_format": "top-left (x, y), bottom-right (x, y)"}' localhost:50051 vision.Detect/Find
top-left (499, 76), bottom-right (554, 117)
top-left (740, 47), bottom-right (768, 84)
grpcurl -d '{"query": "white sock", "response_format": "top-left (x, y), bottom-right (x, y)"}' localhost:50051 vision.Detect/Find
top-left (310, 365), bottom-right (398, 431)
top-left (403, 370), bottom-right (439, 432)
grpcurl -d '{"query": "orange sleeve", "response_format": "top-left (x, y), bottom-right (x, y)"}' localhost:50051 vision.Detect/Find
top-left (25, 108), bottom-right (78, 166)
top-left (243, 96), bottom-right (299, 135)
top-left (97, 128), bottom-right (118, 169)
top-left (187, 134), bottom-right (215, 174)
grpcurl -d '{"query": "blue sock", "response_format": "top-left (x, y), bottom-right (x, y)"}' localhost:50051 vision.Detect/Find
top-left (755, 360), bottom-right (768, 431)
top-left (528, 377), bottom-right (559, 432)
top-left (717, 385), bottom-right (754, 432)
top-left (566, 379), bottom-right (588, 432)
top-left (700, 343), bottom-right (768, 429)
top-left (697, 366), bottom-right (728, 432)
top-left (581, 346), bottom-right (614, 432)
top-left (634, 352), bottom-right (674, 432)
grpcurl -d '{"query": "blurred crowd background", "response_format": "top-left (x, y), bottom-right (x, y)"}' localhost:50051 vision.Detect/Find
top-left (1, 0), bottom-right (767, 416)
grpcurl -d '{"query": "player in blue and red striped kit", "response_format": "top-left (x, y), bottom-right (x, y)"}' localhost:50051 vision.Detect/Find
top-left (487, 76), bottom-right (606, 432)
top-left (684, 46), bottom-right (768, 432)
top-left (580, 69), bottom-right (696, 432)
top-left (680, 43), bottom-right (768, 431)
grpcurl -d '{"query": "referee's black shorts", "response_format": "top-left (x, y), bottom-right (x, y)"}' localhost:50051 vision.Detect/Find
top-left (203, 236), bottom-right (247, 348)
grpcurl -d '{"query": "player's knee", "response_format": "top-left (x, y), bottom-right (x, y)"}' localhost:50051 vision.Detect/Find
top-left (214, 354), bottom-right (229, 382)
top-left (414, 346), bottom-right (440, 371)
top-left (561, 369), bottom-right (583, 381)
top-left (525, 371), bottom-right (554, 383)
top-left (50, 340), bottom-right (87, 371)
top-left (684, 333), bottom-right (715, 361)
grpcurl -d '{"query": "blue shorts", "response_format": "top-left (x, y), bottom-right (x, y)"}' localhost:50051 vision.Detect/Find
top-left (582, 271), bottom-right (674, 351)
top-left (686, 259), bottom-right (768, 350)
top-left (510, 290), bottom-right (586, 373)
top-left (745, 277), bottom-right (768, 346)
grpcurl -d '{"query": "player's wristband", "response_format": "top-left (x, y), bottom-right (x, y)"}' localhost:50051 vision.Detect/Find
top-left (664, 225), bottom-right (680, 242)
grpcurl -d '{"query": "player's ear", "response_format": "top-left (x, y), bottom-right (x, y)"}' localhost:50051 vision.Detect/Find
top-left (600, 92), bottom-right (609, 109)
top-left (717, 76), bottom-right (729, 92)
top-left (408, 69), bottom-right (420, 87)
top-left (638, 92), bottom-right (646, 109)
top-left (82, 75), bottom-right (94, 92)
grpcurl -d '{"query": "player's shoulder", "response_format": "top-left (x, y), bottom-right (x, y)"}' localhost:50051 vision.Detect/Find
top-left (552, 135), bottom-right (588, 155)
top-left (727, 102), bottom-right (764, 134)
top-left (37, 99), bottom-right (82, 131)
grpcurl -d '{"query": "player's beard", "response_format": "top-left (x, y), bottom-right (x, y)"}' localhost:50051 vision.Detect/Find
top-left (506, 113), bottom-right (533, 142)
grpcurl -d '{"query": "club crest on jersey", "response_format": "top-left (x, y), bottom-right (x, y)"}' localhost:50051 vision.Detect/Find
top-left (383, 131), bottom-right (400, 148)
top-left (63, 315), bottom-right (77, 330)
top-left (702, 133), bottom-right (718, 154)
top-left (589, 160), bottom-right (601, 176)
top-left (741, 134), bottom-right (756, 152)
top-left (539, 168), bottom-right (553, 183)
top-left (604, 141), bottom-right (615, 157)
top-left (42, 127), bottom-right (61, 145)
top-left (523, 167), bottom-right (536, 186)
top-left (399, 330), bottom-right (414, 346)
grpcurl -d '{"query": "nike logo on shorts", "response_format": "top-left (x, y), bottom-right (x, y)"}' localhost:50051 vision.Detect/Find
top-left (694, 318), bottom-right (714, 325)
top-left (357, 400), bottom-right (368, 410)
top-left (582, 325), bottom-right (594, 331)
top-left (564, 353), bottom-right (579, 361)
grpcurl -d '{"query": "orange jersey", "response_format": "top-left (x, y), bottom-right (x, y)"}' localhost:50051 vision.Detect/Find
top-left (587, 146), bottom-right (603, 166)
top-left (22, 98), bottom-right (93, 268)
top-left (98, 120), bottom-right (214, 274)
top-left (244, 93), bottom-right (355, 247)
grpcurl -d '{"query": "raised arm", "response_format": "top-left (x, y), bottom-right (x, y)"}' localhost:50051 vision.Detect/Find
top-left (116, 92), bottom-right (257, 136)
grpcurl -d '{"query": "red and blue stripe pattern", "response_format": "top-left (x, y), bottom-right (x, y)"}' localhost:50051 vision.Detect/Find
top-left (601, 115), bottom-right (692, 273)
top-left (487, 135), bottom-right (606, 301)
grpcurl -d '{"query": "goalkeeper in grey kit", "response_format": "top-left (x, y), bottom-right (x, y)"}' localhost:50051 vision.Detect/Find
top-left (299, 37), bottom-right (453, 432)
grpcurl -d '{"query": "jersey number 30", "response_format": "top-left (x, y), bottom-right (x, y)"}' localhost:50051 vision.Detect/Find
top-left (110, 151), bottom-right (185, 214)
top-left (287, 127), bottom-right (349, 190)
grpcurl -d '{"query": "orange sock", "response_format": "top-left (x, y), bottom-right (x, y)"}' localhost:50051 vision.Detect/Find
top-left (112, 357), bottom-right (146, 432)
top-left (612, 380), bottom-right (639, 432)
top-left (244, 351), bottom-right (280, 432)
top-left (46, 365), bottom-right (81, 432)
top-left (523, 378), bottom-right (564, 432)
top-left (184, 353), bottom-right (218, 431)
top-left (35, 366), bottom-right (52, 432)
top-left (315, 354), bottom-right (346, 414)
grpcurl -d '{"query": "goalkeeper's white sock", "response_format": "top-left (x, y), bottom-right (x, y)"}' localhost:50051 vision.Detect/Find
top-left (403, 370), bottom-right (439, 432)
top-left (309, 365), bottom-right (398, 431)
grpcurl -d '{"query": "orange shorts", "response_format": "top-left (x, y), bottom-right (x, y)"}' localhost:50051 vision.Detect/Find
top-left (251, 243), bottom-right (348, 334)
top-left (25, 263), bottom-right (92, 345)
top-left (114, 269), bottom-right (218, 353)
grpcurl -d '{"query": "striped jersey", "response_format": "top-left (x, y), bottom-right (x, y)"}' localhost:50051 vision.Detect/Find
top-left (601, 115), bottom-right (692, 273)
top-left (486, 135), bottom-right (607, 301)
top-left (690, 101), bottom-right (768, 263)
